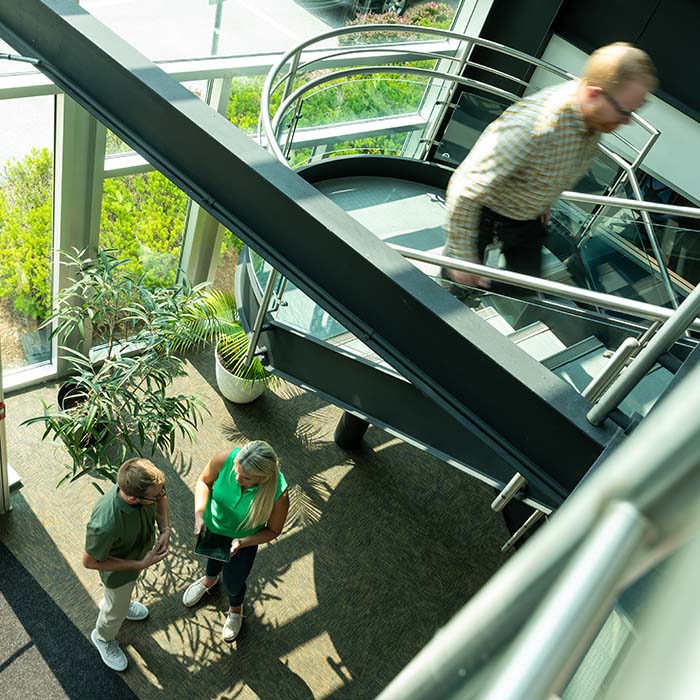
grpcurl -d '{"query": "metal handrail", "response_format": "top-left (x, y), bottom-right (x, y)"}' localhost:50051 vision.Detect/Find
top-left (376, 361), bottom-right (700, 700)
top-left (561, 191), bottom-right (700, 219)
top-left (591, 145), bottom-right (678, 307)
top-left (390, 244), bottom-right (700, 331)
top-left (269, 64), bottom-right (521, 162)
top-left (587, 282), bottom-right (700, 425)
top-left (261, 25), bottom-right (658, 167)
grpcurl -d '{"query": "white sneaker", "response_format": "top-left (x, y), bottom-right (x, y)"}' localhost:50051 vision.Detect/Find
top-left (125, 601), bottom-right (149, 620)
top-left (99, 599), bottom-right (149, 621)
top-left (91, 629), bottom-right (128, 671)
top-left (182, 575), bottom-right (220, 607)
top-left (222, 608), bottom-right (244, 642)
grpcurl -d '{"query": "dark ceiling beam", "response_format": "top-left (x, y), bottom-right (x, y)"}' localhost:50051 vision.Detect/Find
top-left (0, 0), bottom-right (616, 495)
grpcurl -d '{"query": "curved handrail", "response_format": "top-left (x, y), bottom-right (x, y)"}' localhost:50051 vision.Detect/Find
top-left (270, 65), bottom-right (520, 151)
top-left (261, 24), bottom-right (658, 164)
top-left (245, 24), bottom-right (698, 374)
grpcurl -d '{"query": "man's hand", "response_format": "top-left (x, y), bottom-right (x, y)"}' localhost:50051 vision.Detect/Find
top-left (447, 268), bottom-right (491, 289)
top-left (140, 547), bottom-right (168, 570)
top-left (154, 528), bottom-right (171, 555)
top-left (193, 512), bottom-right (205, 536)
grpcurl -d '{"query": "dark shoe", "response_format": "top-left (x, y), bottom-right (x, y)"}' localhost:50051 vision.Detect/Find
top-left (439, 266), bottom-right (470, 301)
top-left (439, 267), bottom-right (485, 308)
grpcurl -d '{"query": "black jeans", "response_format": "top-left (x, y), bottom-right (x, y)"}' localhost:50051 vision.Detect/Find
top-left (478, 207), bottom-right (546, 297)
top-left (205, 545), bottom-right (258, 607)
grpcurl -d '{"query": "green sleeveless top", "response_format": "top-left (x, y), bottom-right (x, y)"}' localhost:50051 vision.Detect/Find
top-left (203, 448), bottom-right (287, 539)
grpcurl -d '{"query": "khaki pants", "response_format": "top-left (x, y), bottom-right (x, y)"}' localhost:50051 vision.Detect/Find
top-left (95, 578), bottom-right (138, 642)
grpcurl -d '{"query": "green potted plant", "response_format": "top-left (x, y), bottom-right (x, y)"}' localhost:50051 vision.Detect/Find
top-left (177, 289), bottom-right (274, 404)
top-left (23, 249), bottom-right (215, 487)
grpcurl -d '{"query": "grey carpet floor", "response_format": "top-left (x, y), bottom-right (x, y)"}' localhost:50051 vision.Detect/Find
top-left (0, 349), bottom-right (510, 699)
top-left (0, 541), bottom-right (137, 700)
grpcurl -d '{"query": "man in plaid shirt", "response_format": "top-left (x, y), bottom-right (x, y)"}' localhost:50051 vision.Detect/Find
top-left (443, 42), bottom-right (657, 295)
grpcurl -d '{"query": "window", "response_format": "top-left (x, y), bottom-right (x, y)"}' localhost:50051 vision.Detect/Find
top-left (100, 172), bottom-right (188, 287)
top-left (0, 96), bottom-right (54, 373)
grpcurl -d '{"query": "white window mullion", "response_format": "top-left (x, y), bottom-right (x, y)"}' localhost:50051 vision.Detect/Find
top-left (52, 94), bottom-right (106, 374)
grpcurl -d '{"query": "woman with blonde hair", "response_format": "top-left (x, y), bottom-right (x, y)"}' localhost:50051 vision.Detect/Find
top-left (182, 440), bottom-right (289, 641)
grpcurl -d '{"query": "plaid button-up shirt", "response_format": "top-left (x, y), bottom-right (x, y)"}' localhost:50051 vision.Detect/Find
top-left (444, 80), bottom-right (600, 262)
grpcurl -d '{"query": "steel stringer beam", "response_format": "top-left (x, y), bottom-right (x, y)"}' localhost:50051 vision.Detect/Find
top-left (0, 0), bottom-right (616, 495)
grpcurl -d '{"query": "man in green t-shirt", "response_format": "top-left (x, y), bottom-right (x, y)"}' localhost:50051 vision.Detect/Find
top-left (82, 458), bottom-right (171, 671)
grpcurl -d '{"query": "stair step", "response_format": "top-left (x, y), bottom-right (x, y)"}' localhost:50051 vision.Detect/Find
top-left (508, 321), bottom-right (566, 361)
top-left (475, 305), bottom-right (516, 335)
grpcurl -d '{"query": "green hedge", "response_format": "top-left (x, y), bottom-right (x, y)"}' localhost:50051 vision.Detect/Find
top-left (0, 149), bottom-right (190, 321)
top-left (0, 148), bottom-right (53, 318)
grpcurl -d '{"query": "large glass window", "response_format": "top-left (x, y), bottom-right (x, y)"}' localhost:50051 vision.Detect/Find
top-left (0, 96), bottom-right (54, 373)
top-left (100, 172), bottom-right (188, 287)
top-left (81, 0), bottom-right (348, 61)
top-left (213, 229), bottom-right (244, 291)
top-left (80, 1), bottom-right (458, 62)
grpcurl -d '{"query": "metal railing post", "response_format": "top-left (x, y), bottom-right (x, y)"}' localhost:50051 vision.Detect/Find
top-left (626, 169), bottom-right (678, 309)
top-left (588, 282), bottom-right (700, 425)
top-left (582, 336), bottom-right (640, 403)
top-left (491, 472), bottom-right (526, 512)
top-left (482, 502), bottom-right (649, 700)
top-left (501, 510), bottom-right (544, 552)
top-left (243, 267), bottom-right (279, 367)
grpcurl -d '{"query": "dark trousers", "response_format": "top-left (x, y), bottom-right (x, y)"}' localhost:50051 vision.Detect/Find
top-left (478, 207), bottom-right (546, 297)
top-left (205, 545), bottom-right (258, 607)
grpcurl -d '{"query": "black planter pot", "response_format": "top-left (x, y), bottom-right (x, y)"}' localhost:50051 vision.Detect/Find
top-left (56, 380), bottom-right (108, 448)
top-left (57, 380), bottom-right (88, 411)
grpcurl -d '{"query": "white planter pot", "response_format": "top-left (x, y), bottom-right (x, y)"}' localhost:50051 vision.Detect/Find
top-left (214, 346), bottom-right (266, 404)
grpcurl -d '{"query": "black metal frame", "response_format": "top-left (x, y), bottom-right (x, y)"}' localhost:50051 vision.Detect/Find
top-left (0, 1), bottom-right (616, 501)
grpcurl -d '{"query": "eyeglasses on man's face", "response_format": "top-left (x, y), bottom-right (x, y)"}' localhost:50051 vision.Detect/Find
top-left (139, 485), bottom-right (166, 502)
top-left (602, 90), bottom-right (634, 118)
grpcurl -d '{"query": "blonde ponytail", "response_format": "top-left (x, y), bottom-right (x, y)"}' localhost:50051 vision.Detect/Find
top-left (236, 440), bottom-right (279, 530)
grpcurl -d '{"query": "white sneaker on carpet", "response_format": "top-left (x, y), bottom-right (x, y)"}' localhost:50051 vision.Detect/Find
top-left (99, 599), bottom-right (149, 621)
top-left (182, 575), bottom-right (220, 607)
top-left (91, 629), bottom-right (128, 672)
top-left (125, 600), bottom-right (148, 620)
top-left (222, 607), bottom-right (244, 642)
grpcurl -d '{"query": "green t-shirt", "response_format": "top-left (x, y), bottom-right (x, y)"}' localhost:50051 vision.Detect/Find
top-left (204, 448), bottom-right (288, 539)
top-left (84, 485), bottom-right (157, 589)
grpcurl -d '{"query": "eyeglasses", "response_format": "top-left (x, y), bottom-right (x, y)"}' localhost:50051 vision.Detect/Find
top-left (139, 485), bottom-right (166, 502)
top-left (602, 90), bottom-right (634, 118)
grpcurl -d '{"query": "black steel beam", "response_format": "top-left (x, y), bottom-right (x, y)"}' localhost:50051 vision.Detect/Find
top-left (0, 1), bottom-right (615, 483)
top-left (237, 249), bottom-right (564, 505)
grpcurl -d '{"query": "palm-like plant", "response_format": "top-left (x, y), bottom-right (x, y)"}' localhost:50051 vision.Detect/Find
top-left (175, 289), bottom-right (273, 390)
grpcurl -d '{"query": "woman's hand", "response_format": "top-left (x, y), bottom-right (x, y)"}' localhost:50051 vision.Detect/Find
top-left (230, 539), bottom-right (242, 557)
top-left (194, 512), bottom-right (205, 536)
